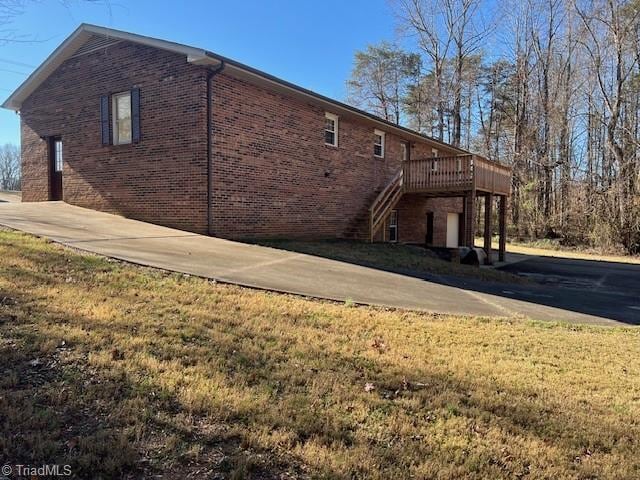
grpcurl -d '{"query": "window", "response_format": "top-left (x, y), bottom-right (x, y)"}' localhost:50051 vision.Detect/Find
top-left (388, 210), bottom-right (398, 242)
top-left (400, 142), bottom-right (410, 161)
top-left (325, 112), bottom-right (338, 147)
top-left (374, 129), bottom-right (385, 158)
top-left (101, 88), bottom-right (140, 146)
top-left (431, 148), bottom-right (439, 157)
top-left (112, 91), bottom-right (132, 145)
top-left (54, 139), bottom-right (63, 172)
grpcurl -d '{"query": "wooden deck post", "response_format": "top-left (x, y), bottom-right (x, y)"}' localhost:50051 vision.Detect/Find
top-left (483, 193), bottom-right (493, 264)
top-left (462, 191), bottom-right (476, 248)
top-left (498, 195), bottom-right (507, 262)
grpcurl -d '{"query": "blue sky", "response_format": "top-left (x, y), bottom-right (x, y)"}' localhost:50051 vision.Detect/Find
top-left (0, 0), bottom-right (405, 145)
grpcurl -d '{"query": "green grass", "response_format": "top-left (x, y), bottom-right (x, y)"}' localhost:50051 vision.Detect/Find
top-left (1, 230), bottom-right (640, 478)
top-left (257, 239), bottom-right (528, 284)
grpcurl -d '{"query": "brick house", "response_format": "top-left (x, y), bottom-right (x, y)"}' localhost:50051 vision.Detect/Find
top-left (2, 24), bottom-right (510, 261)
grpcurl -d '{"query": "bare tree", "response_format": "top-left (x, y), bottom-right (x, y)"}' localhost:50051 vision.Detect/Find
top-left (0, 143), bottom-right (20, 191)
top-left (349, 0), bottom-right (640, 253)
top-left (396, 0), bottom-right (454, 140)
top-left (347, 42), bottom-right (421, 124)
top-left (575, 0), bottom-right (640, 251)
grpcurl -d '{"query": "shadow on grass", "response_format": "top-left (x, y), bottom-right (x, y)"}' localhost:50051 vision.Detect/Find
top-left (0, 262), bottom-right (639, 478)
top-left (251, 238), bottom-right (640, 325)
top-left (250, 238), bottom-right (522, 284)
top-left (1, 233), bottom-right (639, 477)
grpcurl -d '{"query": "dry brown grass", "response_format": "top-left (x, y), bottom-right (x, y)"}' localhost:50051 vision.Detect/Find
top-left (1, 230), bottom-right (640, 478)
top-left (478, 236), bottom-right (640, 265)
top-left (257, 239), bottom-right (528, 284)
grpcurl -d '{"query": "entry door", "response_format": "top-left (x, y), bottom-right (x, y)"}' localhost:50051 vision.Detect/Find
top-left (446, 213), bottom-right (459, 248)
top-left (49, 137), bottom-right (63, 200)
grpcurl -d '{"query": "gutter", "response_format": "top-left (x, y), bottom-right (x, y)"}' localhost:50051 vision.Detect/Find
top-left (200, 51), bottom-right (469, 155)
top-left (205, 61), bottom-right (225, 236)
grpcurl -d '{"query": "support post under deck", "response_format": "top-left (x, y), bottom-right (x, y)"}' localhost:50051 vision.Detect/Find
top-left (483, 193), bottom-right (493, 264)
top-left (498, 195), bottom-right (507, 262)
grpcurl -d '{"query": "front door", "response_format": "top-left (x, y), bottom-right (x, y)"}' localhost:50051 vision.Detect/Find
top-left (446, 213), bottom-right (459, 248)
top-left (49, 137), bottom-right (63, 200)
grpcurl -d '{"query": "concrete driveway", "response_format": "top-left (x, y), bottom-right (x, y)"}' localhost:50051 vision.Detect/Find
top-left (0, 191), bottom-right (21, 203)
top-left (0, 201), bottom-right (636, 326)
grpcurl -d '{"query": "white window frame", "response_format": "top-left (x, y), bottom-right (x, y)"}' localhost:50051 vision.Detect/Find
top-left (388, 209), bottom-right (398, 243)
top-left (54, 139), bottom-right (63, 172)
top-left (324, 112), bottom-right (338, 147)
top-left (374, 129), bottom-right (385, 158)
top-left (400, 142), bottom-right (409, 162)
top-left (112, 91), bottom-right (132, 145)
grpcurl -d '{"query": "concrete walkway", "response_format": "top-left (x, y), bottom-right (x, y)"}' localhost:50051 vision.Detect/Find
top-left (0, 191), bottom-right (21, 203)
top-left (0, 201), bottom-right (630, 326)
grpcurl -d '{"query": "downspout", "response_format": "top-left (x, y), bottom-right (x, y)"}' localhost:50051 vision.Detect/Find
top-left (206, 61), bottom-right (225, 236)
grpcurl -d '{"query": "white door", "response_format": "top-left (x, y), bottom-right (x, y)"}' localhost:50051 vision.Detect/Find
top-left (446, 213), bottom-right (459, 248)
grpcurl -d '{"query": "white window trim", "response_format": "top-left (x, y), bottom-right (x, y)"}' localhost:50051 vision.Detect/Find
top-left (388, 209), bottom-right (398, 243)
top-left (401, 142), bottom-right (409, 162)
top-left (112, 91), bottom-right (132, 146)
top-left (374, 129), bottom-right (385, 158)
top-left (325, 112), bottom-right (339, 147)
top-left (54, 139), bottom-right (63, 172)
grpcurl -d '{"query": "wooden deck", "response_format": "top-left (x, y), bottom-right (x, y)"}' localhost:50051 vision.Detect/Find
top-left (402, 154), bottom-right (511, 196)
top-left (369, 154), bottom-right (511, 258)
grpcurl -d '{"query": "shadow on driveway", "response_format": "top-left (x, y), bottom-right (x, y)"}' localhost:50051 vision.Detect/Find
top-left (264, 241), bottom-right (640, 326)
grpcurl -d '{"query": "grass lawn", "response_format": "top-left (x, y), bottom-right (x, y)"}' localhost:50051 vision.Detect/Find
top-left (478, 236), bottom-right (640, 265)
top-left (258, 239), bottom-right (527, 284)
top-left (2, 230), bottom-right (640, 479)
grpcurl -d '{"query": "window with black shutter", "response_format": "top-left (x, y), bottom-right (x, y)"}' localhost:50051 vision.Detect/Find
top-left (101, 88), bottom-right (141, 146)
top-left (100, 95), bottom-right (110, 145)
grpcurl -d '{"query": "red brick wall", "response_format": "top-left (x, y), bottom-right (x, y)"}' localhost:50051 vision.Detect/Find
top-left (20, 121), bottom-right (49, 202)
top-left (376, 196), bottom-right (463, 246)
top-left (20, 38), bottom-right (463, 241)
top-left (209, 73), bottom-right (459, 240)
top-left (426, 197), bottom-right (464, 247)
top-left (20, 41), bottom-right (209, 233)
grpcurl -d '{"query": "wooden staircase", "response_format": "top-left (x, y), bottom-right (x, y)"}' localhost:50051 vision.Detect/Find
top-left (369, 169), bottom-right (403, 242)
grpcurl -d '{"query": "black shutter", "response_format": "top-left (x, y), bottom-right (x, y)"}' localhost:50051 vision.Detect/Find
top-left (100, 95), bottom-right (110, 145)
top-left (131, 87), bottom-right (141, 143)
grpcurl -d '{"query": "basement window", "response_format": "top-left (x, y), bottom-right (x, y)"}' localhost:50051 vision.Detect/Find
top-left (325, 112), bottom-right (338, 147)
top-left (374, 130), bottom-right (385, 158)
top-left (112, 91), bottom-right (132, 145)
top-left (388, 210), bottom-right (398, 242)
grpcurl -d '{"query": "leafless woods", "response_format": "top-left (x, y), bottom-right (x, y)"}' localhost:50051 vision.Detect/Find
top-left (0, 143), bottom-right (20, 191)
top-left (348, 0), bottom-right (640, 253)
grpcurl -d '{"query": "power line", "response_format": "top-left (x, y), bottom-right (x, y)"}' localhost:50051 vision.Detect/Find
top-left (0, 57), bottom-right (35, 69)
top-left (0, 68), bottom-right (29, 76)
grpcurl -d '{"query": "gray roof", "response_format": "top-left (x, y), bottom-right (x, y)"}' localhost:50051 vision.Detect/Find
top-left (2, 23), bottom-right (467, 153)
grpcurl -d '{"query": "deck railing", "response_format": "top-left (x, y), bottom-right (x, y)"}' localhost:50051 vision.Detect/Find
top-left (473, 155), bottom-right (511, 195)
top-left (402, 154), bottom-right (511, 196)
